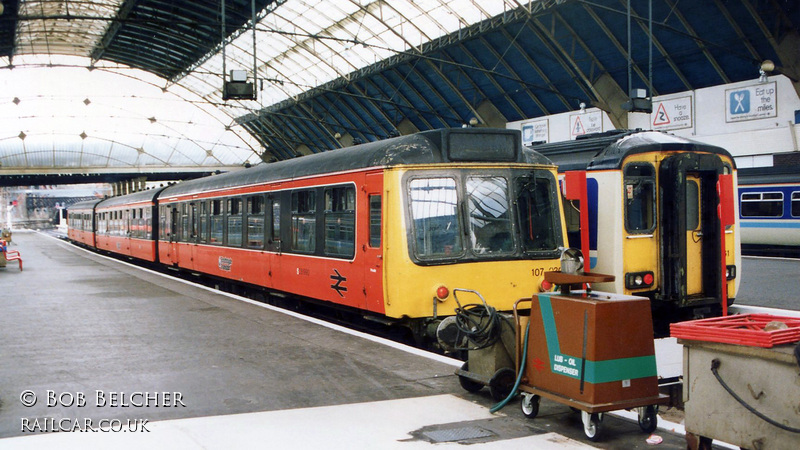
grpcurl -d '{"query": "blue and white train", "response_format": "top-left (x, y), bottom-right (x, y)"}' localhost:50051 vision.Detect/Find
top-left (737, 166), bottom-right (800, 257)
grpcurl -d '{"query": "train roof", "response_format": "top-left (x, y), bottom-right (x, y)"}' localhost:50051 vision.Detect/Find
top-left (738, 165), bottom-right (800, 185)
top-left (67, 199), bottom-right (103, 211)
top-left (95, 186), bottom-right (167, 209)
top-left (160, 128), bottom-right (553, 198)
top-left (531, 130), bottom-right (734, 171)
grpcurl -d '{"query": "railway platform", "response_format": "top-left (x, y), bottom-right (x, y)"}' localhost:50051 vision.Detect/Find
top-left (0, 231), bottom-right (706, 449)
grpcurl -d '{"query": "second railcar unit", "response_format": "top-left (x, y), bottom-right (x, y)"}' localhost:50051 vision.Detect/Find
top-left (148, 128), bottom-right (566, 343)
top-left (67, 199), bottom-right (102, 248)
top-left (533, 130), bottom-right (740, 330)
top-left (737, 166), bottom-right (800, 257)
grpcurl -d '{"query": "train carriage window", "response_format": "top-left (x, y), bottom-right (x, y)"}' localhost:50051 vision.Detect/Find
top-left (624, 164), bottom-right (656, 232)
top-left (199, 202), bottom-right (208, 243)
top-left (686, 180), bottom-right (700, 231)
top-left (189, 203), bottom-right (197, 240)
top-left (145, 207), bottom-right (152, 239)
top-left (324, 186), bottom-right (355, 258)
top-left (180, 203), bottom-right (190, 242)
top-left (466, 176), bottom-right (513, 254)
top-left (408, 177), bottom-right (462, 258)
top-left (291, 190), bottom-right (316, 253)
top-left (227, 198), bottom-right (243, 247)
top-left (210, 200), bottom-right (224, 244)
top-left (741, 192), bottom-right (783, 217)
top-left (793, 192), bottom-right (800, 217)
top-left (516, 176), bottom-right (559, 252)
top-left (271, 199), bottom-right (281, 243)
top-left (247, 196), bottom-right (265, 249)
top-left (160, 206), bottom-right (168, 240)
top-left (369, 195), bottom-right (381, 248)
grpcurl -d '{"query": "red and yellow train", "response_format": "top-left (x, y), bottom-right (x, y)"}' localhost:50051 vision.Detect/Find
top-left (68, 128), bottom-right (567, 344)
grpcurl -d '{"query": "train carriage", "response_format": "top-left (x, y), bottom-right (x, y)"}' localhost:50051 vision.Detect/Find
top-left (737, 166), bottom-right (800, 256)
top-left (67, 199), bottom-right (102, 247)
top-left (94, 188), bottom-right (165, 262)
top-left (532, 130), bottom-right (741, 330)
top-left (153, 128), bottom-right (567, 342)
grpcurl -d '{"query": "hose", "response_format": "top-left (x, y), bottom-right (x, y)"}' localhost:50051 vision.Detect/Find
top-left (452, 303), bottom-right (502, 351)
top-left (490, 320), bottom-right (530, 413)
top-left (710, 358), bottom-right (800, 434)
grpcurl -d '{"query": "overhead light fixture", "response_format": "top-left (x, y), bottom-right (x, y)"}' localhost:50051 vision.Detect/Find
top-left (759, 60), bottom-right (774, 83)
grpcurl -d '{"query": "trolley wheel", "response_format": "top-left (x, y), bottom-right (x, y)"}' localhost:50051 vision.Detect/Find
top-left (581, 411), bottom-right (604, 442)
top-left (520, 393), bottom-right (540, 419)
top-left (457, 362), bottom-right (484, 393)
top-left (489, 367), bottom-right (516, 402)
top-left (638, 405), bottom-right (658, 433)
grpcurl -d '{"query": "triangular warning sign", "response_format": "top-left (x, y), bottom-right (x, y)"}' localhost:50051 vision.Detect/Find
top-left (572, 117), bottom-right (585, 136)
top-left (653, 103), bottom-right (671, 126)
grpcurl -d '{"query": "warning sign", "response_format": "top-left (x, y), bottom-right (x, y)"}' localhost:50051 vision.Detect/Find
top-left (569, 111), bottom-right (602, 139)
top-left (651, 96), bottom-right (692, 130)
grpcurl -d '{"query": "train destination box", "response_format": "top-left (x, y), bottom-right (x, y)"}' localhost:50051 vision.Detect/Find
top-left (520, 279), bottom-right (666, 410)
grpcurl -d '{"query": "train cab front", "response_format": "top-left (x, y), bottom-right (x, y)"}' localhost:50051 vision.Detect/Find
top-left (622, 151), bottom-right (739, 332)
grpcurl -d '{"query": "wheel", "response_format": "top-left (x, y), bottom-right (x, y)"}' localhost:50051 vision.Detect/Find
top-left (489, 367), bottom-right (517, 402)
top-left (520, 393), bottom-right (540, 419)
top-left (581, 411), bottom-right (603, 442)
top-left (457, 362), bottom-right (484, 393)
top-left (638, 405), bottom-right (658, 433)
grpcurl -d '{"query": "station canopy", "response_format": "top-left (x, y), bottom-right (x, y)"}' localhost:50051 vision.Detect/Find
top-left (0, 0), bottom-right (796, 182)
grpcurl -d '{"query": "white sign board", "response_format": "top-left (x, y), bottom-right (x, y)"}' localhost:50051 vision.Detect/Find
top-left (569, 111), bottom-right (602, 139)
top-left (521, 119), bottom-right (549, 145)
top-left (725, 82), bottom-right (777, 122)
top-left (651, 96), bottom-right (693, 130)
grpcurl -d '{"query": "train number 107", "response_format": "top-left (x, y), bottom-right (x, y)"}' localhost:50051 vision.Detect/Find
top-left (532, 267), bottom-right (561, 277)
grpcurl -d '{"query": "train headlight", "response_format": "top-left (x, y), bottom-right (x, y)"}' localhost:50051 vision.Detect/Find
top-left (560, 248), bottom-right (584, 274)
top-left (625, 271), bottom-right (655, 290)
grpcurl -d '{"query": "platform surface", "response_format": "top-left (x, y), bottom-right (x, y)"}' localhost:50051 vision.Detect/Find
top-left (0, 231), bottom-right (700, 449)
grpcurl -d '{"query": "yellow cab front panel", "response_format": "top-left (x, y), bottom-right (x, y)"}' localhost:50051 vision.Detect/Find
top-left (381, 165), bottom-right (566, 319)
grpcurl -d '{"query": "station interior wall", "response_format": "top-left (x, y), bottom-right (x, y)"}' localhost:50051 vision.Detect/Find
top-left (507, 74), bottom-right (800, 170)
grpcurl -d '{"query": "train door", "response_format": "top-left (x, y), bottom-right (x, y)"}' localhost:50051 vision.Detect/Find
top-left (363, 172), bottom-right (384, 312)
top-left (685, 175), bottom-right (702, 296)
top-left (659, 153), bottom-right (724, 310)
top-left (266, 193), bottom-right (283, 291)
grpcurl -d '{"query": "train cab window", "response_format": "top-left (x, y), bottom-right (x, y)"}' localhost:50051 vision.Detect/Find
top-left (210, 200), bottom-right (224, 244)
top-left (408, 177), bottom-right (462, 258)
top-left (324, 186), bottom-right (355, 258)
top-left (466, 176), bottom-right (513, 254)
top-left (624, 164), bottom-right (656, 232)
top-left (291, 190), bottom-right (316, 253)
top-left (741, 192), bottom-right (783, 217)
top-left (793, 192), bottom-right (800, 217)
top-left (369, 195), bottom-right (381, 248)
top-left (227, 198), bottom-right (243, 247)
top-left (247, 196), bottom-right (265, 249)
top-left (516, 176), bottom-right (559, 252)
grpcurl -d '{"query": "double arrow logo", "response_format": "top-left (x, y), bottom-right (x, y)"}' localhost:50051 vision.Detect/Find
top-left (330, 269), bottom-right (348, 297)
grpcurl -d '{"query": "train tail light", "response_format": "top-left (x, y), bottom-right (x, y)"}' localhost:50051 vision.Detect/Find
top-left (726, 265), bottom-right (736, 281)
top-left (625, 271), bottom-right (654, 290)
top-left (540, 279), bottom-right (553, 292)
top-left (435, 285), bottom-right (450, 301)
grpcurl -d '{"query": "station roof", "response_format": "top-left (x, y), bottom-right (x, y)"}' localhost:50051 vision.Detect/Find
top-left (0, 0), bottom-right (797, 184)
